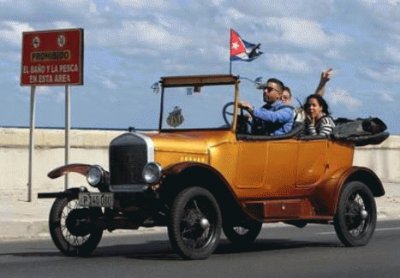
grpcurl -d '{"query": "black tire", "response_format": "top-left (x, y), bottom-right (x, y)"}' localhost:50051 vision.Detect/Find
top-left (334, 181), bottom-right (377, 247)
top-left (168, 187), bottom-right (222, 260)
top-left (49, 194), bottom-right (103, 257)
top-left (223, 219), bottom-right (262, 246)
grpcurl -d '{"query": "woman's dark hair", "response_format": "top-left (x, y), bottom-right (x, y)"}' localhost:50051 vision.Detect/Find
top-left (283, 86), bottom-right (292, 97)
top-left (304, 94), bottom-right (331, 115)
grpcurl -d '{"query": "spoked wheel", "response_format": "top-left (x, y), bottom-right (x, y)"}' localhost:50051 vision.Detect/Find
top-left (168, 187), bottom-right (222, 260)
top-left (334, 181), bottom-right (377, 247)
top-left (223, 219), bottom-right (262, 246)
top-left (49, 193), bottom-right (103, 256)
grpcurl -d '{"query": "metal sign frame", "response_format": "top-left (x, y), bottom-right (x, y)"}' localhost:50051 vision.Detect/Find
top-left (21, 28), bottom-right (84, 201)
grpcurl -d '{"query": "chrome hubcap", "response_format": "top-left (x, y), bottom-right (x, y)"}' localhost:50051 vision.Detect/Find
top-left (360, 209), bottom-right (368, 220)
top-left (200, 218), bottom-right (210, 230)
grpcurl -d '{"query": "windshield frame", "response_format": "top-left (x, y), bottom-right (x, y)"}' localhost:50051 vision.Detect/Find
top-left (158, 74), bottom-right (240, 132)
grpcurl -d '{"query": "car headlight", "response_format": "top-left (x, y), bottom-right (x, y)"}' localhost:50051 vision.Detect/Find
top-left (142, 162), bottom-right (162, 184)
top-left (86, 165), bottom-right (104, 187)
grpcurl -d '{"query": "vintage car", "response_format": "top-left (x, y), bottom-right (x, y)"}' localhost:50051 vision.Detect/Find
top-left (38, 74), bottom-right (389, 260)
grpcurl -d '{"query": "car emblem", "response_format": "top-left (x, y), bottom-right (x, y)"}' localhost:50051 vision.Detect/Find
top-left (167, 106), bottom-right (184, 128)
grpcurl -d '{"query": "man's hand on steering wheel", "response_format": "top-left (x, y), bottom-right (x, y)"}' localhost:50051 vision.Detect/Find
top-left (222, 102), bottom-right (252, 132)
top-left (238, 100), bottom-right (254, 114)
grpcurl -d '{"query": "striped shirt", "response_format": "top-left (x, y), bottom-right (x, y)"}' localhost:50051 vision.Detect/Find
top-left (306, 115), bottom-right (335, 136)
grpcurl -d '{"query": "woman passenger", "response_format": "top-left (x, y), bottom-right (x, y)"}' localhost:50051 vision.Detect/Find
top-left (303, 94), bottom-right (335, 136)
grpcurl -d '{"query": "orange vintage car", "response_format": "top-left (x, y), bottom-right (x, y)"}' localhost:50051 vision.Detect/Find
top-left (38, 74), bottom-right (389, 259)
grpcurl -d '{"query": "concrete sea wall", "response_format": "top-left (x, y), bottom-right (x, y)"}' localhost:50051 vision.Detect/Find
top-left (0, 128), bottom-right (398, 201)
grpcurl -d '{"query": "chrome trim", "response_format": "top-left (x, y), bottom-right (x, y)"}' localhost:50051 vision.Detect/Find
top-left (132, 132), bottom-right (155, 162)
top-left (109, 132), bottom-right (155, 192)
top-left (109, 184), bottom-right (149, 192)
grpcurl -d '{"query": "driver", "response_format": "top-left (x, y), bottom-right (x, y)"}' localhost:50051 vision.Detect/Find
top-left (239, 78), bottom-right (294, 135)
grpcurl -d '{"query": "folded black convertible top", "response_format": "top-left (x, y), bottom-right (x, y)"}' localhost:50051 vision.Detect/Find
top-left (332, 117), bottom-right (389, 146)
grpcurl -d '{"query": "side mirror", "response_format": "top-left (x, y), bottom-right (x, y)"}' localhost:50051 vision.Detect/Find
top-left (239, 76), bottom-right (265, 89)
top-left (254, 77), bottom-right (263, 88)
top-left (151, 82), bottom-right (160, 94)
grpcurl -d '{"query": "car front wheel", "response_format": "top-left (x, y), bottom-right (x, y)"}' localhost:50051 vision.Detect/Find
top-left (168, 187), bottom-right (222, 260)
top-left (334, 181), bottom-right (377, 247)
top-left (49, 193), bottom-right (103, 256)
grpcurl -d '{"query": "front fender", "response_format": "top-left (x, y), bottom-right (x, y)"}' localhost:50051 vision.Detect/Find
top-left (48, 163), bottom-right (92, 179)
top-left (162, 162), bottom-right (211, 176)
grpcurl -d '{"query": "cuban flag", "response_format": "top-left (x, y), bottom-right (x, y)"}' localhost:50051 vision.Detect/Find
top-left (230, 29), bottom-right (263, 62)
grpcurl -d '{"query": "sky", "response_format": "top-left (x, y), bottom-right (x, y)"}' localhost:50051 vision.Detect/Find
top-left (0, 0), bottom-right (399, 134)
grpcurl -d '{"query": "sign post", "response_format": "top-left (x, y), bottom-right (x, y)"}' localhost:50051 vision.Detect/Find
top-left (27, 86), bottom-right (36, 202)
top-left (21, 28), bottom-right (84, 201)
top-left (65, 85), bottom-right (70, 190)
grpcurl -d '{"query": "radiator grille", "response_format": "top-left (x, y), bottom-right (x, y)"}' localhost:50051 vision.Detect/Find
top-left (109, 133), bottom-right (148, 186)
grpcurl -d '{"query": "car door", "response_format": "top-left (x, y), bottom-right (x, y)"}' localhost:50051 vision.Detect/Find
top-left (296, 138), bottom-right (329, 187)
top-left (234, 140), bottom-right (267, 189)
top-left (234, 138), bottom-right (298, 198)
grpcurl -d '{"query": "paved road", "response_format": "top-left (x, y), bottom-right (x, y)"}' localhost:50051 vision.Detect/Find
top-left (1, 182), bottom-right (399, 239)
top-left (1, 220), bottom-right (399, 278)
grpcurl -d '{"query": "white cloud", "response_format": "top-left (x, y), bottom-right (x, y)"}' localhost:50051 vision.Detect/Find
top-left (34, 87), bottom-right (65, 103)
top-left (384, 46), bottom-right (400, 63)
top-left (265, 17), bottom-right (351, 51)
top-left (209, 0), bottom-right (226, 6)
top-left (130, 21), bottom-right (178, 46)
top-left (266, 53), bottom-right (314, 74)
top-left (0, 50), bottom-right (20, 63)
top-left (0, 21), bottom-right (33, 46)
top-left (329, 89), bottom-right (362, 110)
top-left (325, 48), bottom-right (340, 59)
top-left (382, 92), bottom-right (395, 102)
top-left (357, 0), bottom-right (400, 33)
top-left (92, 20), bottom-right (191, 55)
top-left (51, 21), bottom-right (76, 30)
top-left (360, 0), bottom-right (400, 6)
top-left (363, 67), bottom-right (400, 83)
top-left (101, 78), bottom-right (118, 90)
top-left (227, 1), bottom-right (335, 20)
top-left (225, 8), bottom-right (246, 20)
top-left (0, 0), bottom-right (99, 23)
top-left (112, 0), bottom-right (170, 9)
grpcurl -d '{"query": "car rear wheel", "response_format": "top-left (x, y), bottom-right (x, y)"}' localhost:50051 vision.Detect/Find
top-left (223, 219), bottom-right (262, 246)
top-left (49, 194), bottom-right (103, 257)
top-left (168, 187), bottom-right (222, 260)
top-left (334, 181), bottom-right (377, 247)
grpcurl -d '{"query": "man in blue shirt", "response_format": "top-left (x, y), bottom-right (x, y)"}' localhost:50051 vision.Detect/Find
top-left (239, 78), bottom-right (294, 135)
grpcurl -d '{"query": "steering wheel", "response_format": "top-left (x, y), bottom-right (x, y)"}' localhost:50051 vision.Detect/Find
top-left (222, 102), bottom-right (252, 133)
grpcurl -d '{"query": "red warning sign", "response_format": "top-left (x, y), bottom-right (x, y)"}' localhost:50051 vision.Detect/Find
top-left (21, 28), bottom-right (83, 86)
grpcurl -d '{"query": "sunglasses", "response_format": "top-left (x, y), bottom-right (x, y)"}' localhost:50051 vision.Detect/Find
top-left (265, 86), bottom-right (281, 93)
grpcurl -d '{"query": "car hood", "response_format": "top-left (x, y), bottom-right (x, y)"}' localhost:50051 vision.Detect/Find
top-left (143, 130), bottom-right (235, 155)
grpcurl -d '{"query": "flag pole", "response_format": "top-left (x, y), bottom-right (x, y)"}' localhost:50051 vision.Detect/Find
top-left (229, 28), bottom-right (232, 75)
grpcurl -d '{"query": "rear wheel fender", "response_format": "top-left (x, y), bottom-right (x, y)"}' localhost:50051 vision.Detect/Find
top-left (334, 167), bottom-right (384, 214)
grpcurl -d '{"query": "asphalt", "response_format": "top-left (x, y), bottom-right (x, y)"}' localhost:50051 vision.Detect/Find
top-left (1, 182), bottom-right (399, 240)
